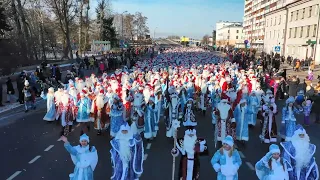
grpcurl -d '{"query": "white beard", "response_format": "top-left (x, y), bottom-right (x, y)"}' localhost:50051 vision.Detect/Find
top-left (54, 92), bottom-right (62, 103)
top-left (85, 80), bottom-right (92, 88)
top-left (62, 94), bottom-right (70, 106)
top-left (77, 82), bottom-right (85, 92)
top-left (119, 139), bottom-right (132, 163)
top-left (184, 135), bottom-right (197, 155)
top-left (143, 89), bottom-right (151, 103)
top-left (69, 89), bottom-right (77, 98)
top-left (292, 136), bottom-right (312, 169)
top-left (111, 81), bottom-right (118, 92)
top-left (96, 95), bottom-right (105, 109)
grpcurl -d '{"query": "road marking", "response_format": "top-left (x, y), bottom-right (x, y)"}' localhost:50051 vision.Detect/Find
top-left (44, 145), bottom-right (54, 152)
top-left (28, 155), bottom-right (41, 164)
top-left (246, 162), bottom-right (255, 171)
top-left (144, 154), bottom-right (148, 161)
top-left (238, 151), bottom-right (246, 158)
top-left (6, 171), bottom-right (22, 180)
top-left (57, 138), bottom-right (61, 141)
top-left (146, 143), bottom-right (152, 150)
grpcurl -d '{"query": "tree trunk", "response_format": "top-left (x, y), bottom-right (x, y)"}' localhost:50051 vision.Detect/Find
top-left (78, 1), bottom-right (84, 55)
top-left (16, 0), bottom-right (33, 59)
top-left (11, 0), bottom-right (28, 60)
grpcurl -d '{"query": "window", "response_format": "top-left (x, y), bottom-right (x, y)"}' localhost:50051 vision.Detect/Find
top-left (236, 36), bottom-right (239, 39)
top-left (307, 25), bottom-right (310, 37)
top-left (300, 27), bottom-right (303, 37)
top-left (289, 28), bottom-right (292, 38)
top-left (294, 27), bottom-right (297, 38)
top-left (302, 8), bottom-right (305, 19)
top-left (236, 30), bottom-right (239, 33)
top-left (266, 19), bottom-right (268, 27)
top-left (290, 12), bottom-right (293, 21)
top-left (271, 18), bottom-right (272, 26)
top-left (228, 30), bottom-right (230, 33)
top-left (279, 15), bottom-right (281, 24)
top-left (296, 10), bottom-right (298, 20)
top-left (274, 18), bottom-right (277, 25)
top-left (313, 24), bottom-right (317, 37)
top-left (309, 6), bottom-right (312, 17)
top-left (227, 36), bottom-right (229, 39)
top-left (270, 31), bottom-right (271, 38)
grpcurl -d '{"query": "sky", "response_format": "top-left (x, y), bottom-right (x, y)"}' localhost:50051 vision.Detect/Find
top-left (90, 0), bottom-right (244, 39)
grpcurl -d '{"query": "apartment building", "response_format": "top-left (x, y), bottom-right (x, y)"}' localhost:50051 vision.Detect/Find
top-left (263, 0), bottom-right (320, 64)
top-left (216, 21), bottom-right (242, 42)
top-left (264, 7), bottom-right (287, 54)
top-left (243, 0), bottom-right (296, 50)
top-left (216, 24), bottom-right (245, 47)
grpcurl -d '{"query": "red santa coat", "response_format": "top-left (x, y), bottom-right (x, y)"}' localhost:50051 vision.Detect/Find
top-left (115, 72), bottom-right (122, 83)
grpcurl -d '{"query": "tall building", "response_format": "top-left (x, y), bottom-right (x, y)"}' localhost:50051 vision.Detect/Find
top-left (216, 23), bottom-right (244, 47)
top-left (243, 0), bottom-right (296, 50)
top-left (216, 21), bottom-right (243, 47)
top-left (264, 0), bottom-right (320, 64)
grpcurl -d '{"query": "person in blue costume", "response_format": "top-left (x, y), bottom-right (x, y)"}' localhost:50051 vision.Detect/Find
top-left (110, 123), bottom-right (144, 180)
top-left (280, 125), bottom-right (319, 180)
top-left (211, 135), bottom-right (242, 180)
top-left (60, 134), bottom-right (98, 180)
top-left (40, 87), bottom-right (56, 122)
top-left (110, 95), bottom-right (125, 138)
top-left (280, 96), bottom-right (303, 141)
top-left (233, 99), bottom-right (254, 145)
top-left (144, 96), bottom-right (158, 141)
top-left (76, 92), bottom-right (91, 135)
top-left (247, 91), bottom-right (260, 127)
top-left (255, 144), bottom-right (290, 180)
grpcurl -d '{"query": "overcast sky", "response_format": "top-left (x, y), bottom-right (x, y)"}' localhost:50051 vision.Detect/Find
top-left (90, 0), bottom-right (244, 39)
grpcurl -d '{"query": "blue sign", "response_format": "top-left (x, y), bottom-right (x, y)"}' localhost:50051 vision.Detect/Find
top-left (274, 46), bottom-right (281, 52)
top-left (120, 40), bottom-right (126, 48)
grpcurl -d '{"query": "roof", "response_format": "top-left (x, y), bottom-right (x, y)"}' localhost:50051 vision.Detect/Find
top-left (221, 24), bottom-right (243, 29)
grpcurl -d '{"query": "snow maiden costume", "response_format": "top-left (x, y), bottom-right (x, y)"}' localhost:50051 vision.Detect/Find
top-left (280, 125), bottom-right (319, 180)
top-left (280, 96), bottom-right (303, 141)
top-left (211, 136), bottom-right (242, 180)
top-left (64, 134), bottom-right (98, 180)
top-left (255, 144), bottom-right (290, 180)
top-left (41, 87), bottom-right (56, 121)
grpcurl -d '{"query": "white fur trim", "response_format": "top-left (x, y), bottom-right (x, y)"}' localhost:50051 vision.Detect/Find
top-left (270, 149), bottom-right (280, 154)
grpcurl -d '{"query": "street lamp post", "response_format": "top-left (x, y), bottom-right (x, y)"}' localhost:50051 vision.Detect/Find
top-left (121, 11), bottom-right (128, 40)
top-left (154, 27), bottom-right (158, 39)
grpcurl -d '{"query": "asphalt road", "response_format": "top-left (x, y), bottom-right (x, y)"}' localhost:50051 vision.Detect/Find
top-left (2, 59), bottom-right (320, 180)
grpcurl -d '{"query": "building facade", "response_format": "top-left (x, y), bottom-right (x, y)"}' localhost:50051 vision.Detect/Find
top-left (216, 24), bottom-right (245, 47)
top-left (243, 0), bottom-right (296, 49)
top-left (263, 0), bottom-right (320, 64)
top-left (264, 7), bottom-right (287, 54)
top-left (216, 21), bottom-right (242, 42)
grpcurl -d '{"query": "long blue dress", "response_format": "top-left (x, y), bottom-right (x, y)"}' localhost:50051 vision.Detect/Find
top-left (110, 103), bottom-right (125, 137)
top-left (280, 106), bottom-right (302, 141)
top-left (144, 105), bottom-right (158, 139)
top-left (76, 97), bottom-right (91, 123)
top-left (64, 143), bottom-right (98, 180)
top-left (41, 93), bottom-right (56, 121)
top-left (234, 105), bottom-right (253, 141)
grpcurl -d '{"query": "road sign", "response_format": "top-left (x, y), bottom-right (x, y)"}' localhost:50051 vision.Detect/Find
top-left (120, 40), bottom-right (127, 48)
top-left (274, 46), bottom-right (281, 52)
top-left (306, 39), bottom-right (316, 45)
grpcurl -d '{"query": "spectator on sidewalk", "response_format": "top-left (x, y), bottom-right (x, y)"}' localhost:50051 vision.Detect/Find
top-left (5, 77), bottom-right (15, 103)
top-left (17, 73), bottom-right (25, 104)
top-left (0, 80), bottom-right (4, 106)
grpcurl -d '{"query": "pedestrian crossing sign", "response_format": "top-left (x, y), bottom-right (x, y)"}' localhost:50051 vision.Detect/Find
top-left (274, 46), bottom-right (281, 52)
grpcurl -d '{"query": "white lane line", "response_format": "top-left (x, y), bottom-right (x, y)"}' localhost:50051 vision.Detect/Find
top-left (146, 143), bottom-right (152, 150)
top-left (57, 138), bottom-right (61, 141)
top-left (144, 154), bottom-right (148, 161)
top-left (6, 171), bottom-right (22, 180)
top-left (238, 151), bottom-right (246, 158)
top-left (44, 145), bottom-right (54, 152)
top-left (246, 162), bottom-right (255, 171)
top-left (28, 155), bottom-right (41, 164)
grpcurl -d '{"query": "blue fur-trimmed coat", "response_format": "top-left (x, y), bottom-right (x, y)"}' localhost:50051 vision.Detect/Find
top-left (280, 141), bottom-right (319, 180)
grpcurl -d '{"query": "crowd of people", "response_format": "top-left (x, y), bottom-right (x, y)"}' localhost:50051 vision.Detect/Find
top-left (26, 47), bottom-right (320, 179)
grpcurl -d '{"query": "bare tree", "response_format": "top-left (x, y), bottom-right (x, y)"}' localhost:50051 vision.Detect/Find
top-left (123, 13), bottom-right (135, 41)
top-left (133, 12), bottom-right (149, 40)
top-left (202, 34), bottom-right (209, 45)
top-left (45, 0), bottom-right (79, 59)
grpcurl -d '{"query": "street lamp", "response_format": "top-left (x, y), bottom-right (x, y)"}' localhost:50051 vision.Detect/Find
top-left (154, 27), bottom-right (158, 39)
top-left (121, 11), bottom-right (128, 39)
